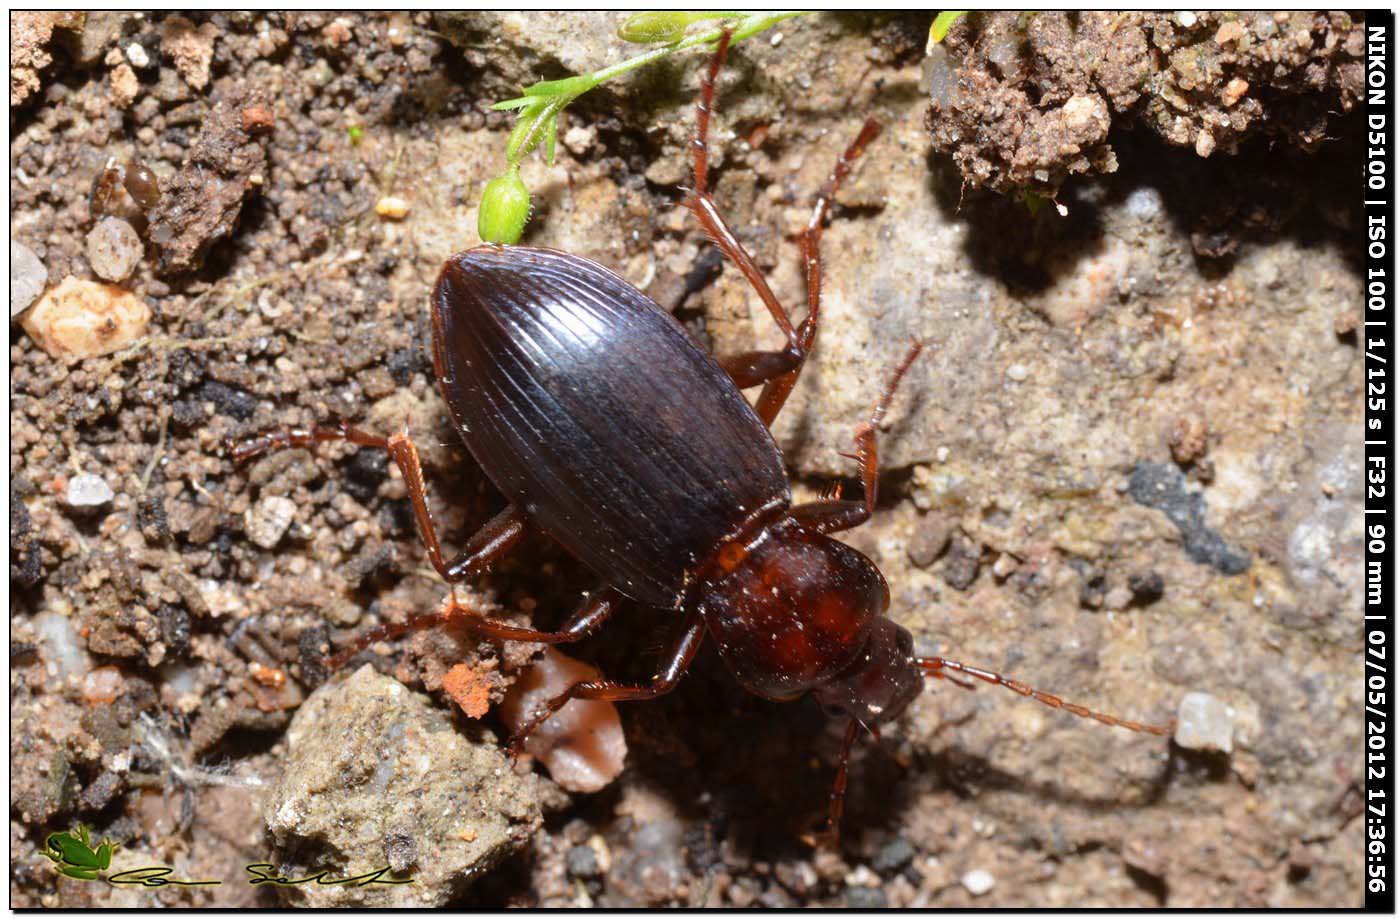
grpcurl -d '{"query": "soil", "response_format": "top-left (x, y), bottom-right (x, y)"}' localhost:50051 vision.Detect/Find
top-left (10, 11), bottom-right (1363, 908)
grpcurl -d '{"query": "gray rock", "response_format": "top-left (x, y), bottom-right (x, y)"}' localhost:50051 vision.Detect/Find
top-left (11, 241), bottom-right (47, 318)
top-left (1128, 462), bottom-right (1251, 575)
top-left (65, 473), bottom-right (115, 508)
top-left (845, 886), bottom-right (888, 908)
top-left (1174, 691), bottom-right (1234, 753)
top-left (872, 836), bottom-right (916, 874)
top-left (434, 12), bottom-right (623, 96)
top-left (86, 217), bottom-right (143, 282)
top-left (939, 532), bottom-right (981, 590)
top-left (264, 665), bottom-right (542, 906)
top-left (565, 844), bottom-right (600, 879)
top-left (906, 513), bottom-right (953, 568)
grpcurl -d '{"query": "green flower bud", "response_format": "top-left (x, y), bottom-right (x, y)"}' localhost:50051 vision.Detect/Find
top-left (478, 167), bottom-right (531, 246)
top-left (617, 11), bottom-right (690, 44)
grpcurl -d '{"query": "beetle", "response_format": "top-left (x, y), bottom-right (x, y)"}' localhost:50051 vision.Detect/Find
top-left (234, 32), bottom-right (1170, 840)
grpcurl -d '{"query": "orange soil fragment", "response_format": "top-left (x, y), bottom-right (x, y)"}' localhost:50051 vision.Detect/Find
top-left (442, 662), bottom-right (492, 719)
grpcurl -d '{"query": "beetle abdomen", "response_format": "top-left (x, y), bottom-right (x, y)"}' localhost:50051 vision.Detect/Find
top-left (431, 246), bottom-right (790, 607)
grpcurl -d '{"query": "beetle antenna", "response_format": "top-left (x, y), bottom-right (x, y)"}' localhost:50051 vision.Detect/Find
top-left (917, 657), bottom-right (1174, 736)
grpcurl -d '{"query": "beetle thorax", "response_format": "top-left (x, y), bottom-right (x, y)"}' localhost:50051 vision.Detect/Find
top-left (697, 517), bottom-right (890, 702)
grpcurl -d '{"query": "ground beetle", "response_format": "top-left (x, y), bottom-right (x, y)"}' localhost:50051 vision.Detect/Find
top-left (235, 33), bottom-right (1170, 840)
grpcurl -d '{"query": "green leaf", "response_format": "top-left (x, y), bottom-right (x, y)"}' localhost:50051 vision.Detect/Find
top-left (930, 10), bottom-right (968, 44)
top-left (543, 113), bottom-right (558, 166)
top-left (524, 75), bottom-right (591, 97)
top-left (492, 96), bottom-right (536, 112)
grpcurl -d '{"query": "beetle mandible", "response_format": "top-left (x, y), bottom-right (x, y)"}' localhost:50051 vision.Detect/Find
top-left (234, 32), bottom-right (1171, 840)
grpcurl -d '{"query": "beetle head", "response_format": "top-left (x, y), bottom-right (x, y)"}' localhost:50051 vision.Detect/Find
top-left (810, 617), bottom-right (923, 726)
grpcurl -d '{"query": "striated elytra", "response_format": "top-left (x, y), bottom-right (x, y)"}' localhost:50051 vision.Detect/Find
top-left (431, 245), bottom-right (787, 609)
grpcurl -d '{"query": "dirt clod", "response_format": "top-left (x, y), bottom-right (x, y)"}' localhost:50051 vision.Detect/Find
top-left (158, 14), bottom-right (219, 91)
top-left (147, 87), bottom-right (271, 275)
top-left (264, 665), bottom-right (543, 906)
top-left (928, 11), bottom-right (1363, 195)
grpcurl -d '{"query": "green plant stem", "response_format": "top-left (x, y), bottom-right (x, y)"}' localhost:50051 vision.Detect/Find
top-left (495, 11), bottom-right (806, 166)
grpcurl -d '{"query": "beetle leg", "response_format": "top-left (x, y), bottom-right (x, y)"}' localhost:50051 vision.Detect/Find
top-left (443, 587), bottom-right (620, 645)
top-left (506, 610), bottom-right (705, 758)
top-left (325, 587), bottom-right (622, 671)
top-left (687, 32), bottom-right (808, 397)
top-left (805, 717), bottom-right (861, 850)
top-left (791, 342), bottom-right (922, 535)
top-left (687, 31), bottom-right (880, 419)
top-left (752, 118), bottom-right (882, 426)
top-left (230, 421), bottom-right (528, 584)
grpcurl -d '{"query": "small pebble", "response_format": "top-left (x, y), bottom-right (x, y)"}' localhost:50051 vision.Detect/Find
top-left (66, 473), bottom-right (115, 508)
top-left (1128, 571), bottom-right (1165, 605)
top-left (21, 276), bottom-right (151, 362)
top-left (1103, 585), bottom-right (1134, 611)
top-left (1174, 691), bottom-right (1234, 753)
top-left (83, 665), bottom-right (125, 705)
top-left (872, 837), bottom-right (916, 874)
top-left (845, 887), bottom-right (887, 909)
top-left (86, 217), bottom-right (143, 282)
top-left (245, 495), bottom-right (297, 549)
top-left (11, 240), bottom-right (47, 319)
top-left (33, 611), bottom-right (90, 679)
top-left (961, 868), bottom-right (996, 896)
top-left (241, 104), bottom-right (276, 135)
top-left (844, 864), bottom-right (879, 888)
top-left (1195, 129), bottom-right (1216, 159)
top-left (125, 42), bottom-right (151, 68)
top-left (375, 196), bottom-right (410, 220)
top-left (566, 844), bottom-right (601, 879)
top-left (906, 513), bottom-right (953, 569)
top-left (1176, 10), bottom-right (1197, 27)
top-left (1221, 77), bottom-right (1249, 107)
top-left (991, 553), bottom-right (1018, 580)
top-left (1006, 363), bottom-right (1029, 382)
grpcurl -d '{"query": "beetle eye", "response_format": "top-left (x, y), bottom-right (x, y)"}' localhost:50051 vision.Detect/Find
top-left (895, 627), bottom-right (913, 659)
